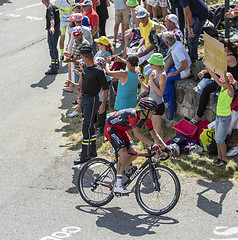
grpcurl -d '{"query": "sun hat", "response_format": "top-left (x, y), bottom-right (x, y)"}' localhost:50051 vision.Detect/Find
top-left (94, 36), bottom-right (109, 46)
top-left (72, 13), bottom-right (83, 22)
top-left (167, 14), bottom-right (179, 29)
top-left (95, 57), bottom-right (105, 65)
top-left (219, 72), bottom-right (236, 84)
top-left (72, 26), bottom-right (83, 36)
top-left (81, 0), bottom-right (93, 6)
top-left (126, 0), bottom-right (139, 7)
top-left (147, 53), bottom-right (165, 66)
top-left (67, 14), bottom-right (74, 21)
top-left (136, 7), bottom-right (148, 19)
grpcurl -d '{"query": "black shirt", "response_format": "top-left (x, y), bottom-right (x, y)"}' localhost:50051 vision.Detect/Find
top-left (45, 4), bottom-right (60, 31)
top-left (82, 64), bottom-right (109, 96)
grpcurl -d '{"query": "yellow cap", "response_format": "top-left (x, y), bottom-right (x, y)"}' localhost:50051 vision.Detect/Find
top-left (94, 36), bottom-right (109, 46)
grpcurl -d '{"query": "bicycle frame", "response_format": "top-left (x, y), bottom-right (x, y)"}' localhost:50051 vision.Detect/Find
top-left (123, 149), bottom-right (160, 191)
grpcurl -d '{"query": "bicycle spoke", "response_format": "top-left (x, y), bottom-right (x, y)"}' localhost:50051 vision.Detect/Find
top-left (78, 158), bottom-right (116, 207)
top-left (135, 165), bottom-right (180, 215)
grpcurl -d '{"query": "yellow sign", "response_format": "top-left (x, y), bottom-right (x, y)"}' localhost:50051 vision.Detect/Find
top-left (204, 32), bottom-right (227, 77)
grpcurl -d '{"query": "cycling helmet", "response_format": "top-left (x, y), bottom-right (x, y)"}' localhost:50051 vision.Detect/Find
top-left (138, 97), bottom-right (157, 111)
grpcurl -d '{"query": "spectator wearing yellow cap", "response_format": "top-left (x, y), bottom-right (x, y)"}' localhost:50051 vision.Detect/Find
top-left (139, 53), bottom-right (167, 138)
top-left (94, 36), bottom-right (114, 60)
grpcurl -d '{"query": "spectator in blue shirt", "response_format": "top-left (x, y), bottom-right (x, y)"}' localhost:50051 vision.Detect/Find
top-left (179, 0), bottom-right (208, 62)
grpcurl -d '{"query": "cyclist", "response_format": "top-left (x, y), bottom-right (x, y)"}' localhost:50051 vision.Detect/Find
top-left (104, 97), bottom-right (172, 194)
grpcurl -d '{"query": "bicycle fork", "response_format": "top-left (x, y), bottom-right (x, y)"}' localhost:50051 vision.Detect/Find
top-left (149, 159), bottom-right (161, 191)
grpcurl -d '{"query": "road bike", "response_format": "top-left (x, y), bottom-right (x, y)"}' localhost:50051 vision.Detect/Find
top-left (78, 147), bottom-right (180, 215)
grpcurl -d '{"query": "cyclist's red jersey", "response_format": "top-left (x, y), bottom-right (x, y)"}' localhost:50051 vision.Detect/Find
top-left (105, 108), bottom-right (153, 152)
top-left (106, 108), bottom-right (153, 131)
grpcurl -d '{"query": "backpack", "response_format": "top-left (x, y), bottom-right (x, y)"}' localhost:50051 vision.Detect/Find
top-left (199, 129), bottom-right (215, 152)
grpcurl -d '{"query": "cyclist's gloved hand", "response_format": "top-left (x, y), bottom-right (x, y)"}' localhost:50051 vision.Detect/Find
top-left (151, 143), bottom-right (160, 151)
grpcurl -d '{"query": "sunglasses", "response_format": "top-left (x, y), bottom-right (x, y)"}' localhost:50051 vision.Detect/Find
top-left (75, 6), bottom-right (81, 9)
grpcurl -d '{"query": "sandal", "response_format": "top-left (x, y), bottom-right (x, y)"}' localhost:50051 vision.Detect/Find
top-left (63, 88), bottom-right (73, 93)
top-left (72, 100), bottom-right (78, 105)
top-left (216, 159), bottom-right (228, 167)
top-left (212, 158), bottom-right (221, 165)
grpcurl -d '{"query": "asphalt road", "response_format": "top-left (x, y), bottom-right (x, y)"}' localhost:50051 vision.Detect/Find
top-left (0, 1), bottom-right (238, 240)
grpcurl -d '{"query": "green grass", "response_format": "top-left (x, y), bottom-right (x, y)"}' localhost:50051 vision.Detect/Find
top-left (64, 115), bottom-right (238, 182)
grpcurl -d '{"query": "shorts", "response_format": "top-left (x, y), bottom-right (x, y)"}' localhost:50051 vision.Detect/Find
top-left (115, 9), bottom-right (130, 24)
top-left (60, 21), bottom-right (69, 35)
top-left (154, 102), bottom-right (165, 115)
top-left (147, 0), bottom-right (159, 8)
top-left (158, 0), bottom-right (168, 7)
top-left (215, 115), bottom-right (231, 144)
top-left (104, 124), bottom-right (135, 152)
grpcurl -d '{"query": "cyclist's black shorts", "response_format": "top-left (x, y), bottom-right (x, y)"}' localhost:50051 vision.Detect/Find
top-left (104, 124), bottom-right (135, 152)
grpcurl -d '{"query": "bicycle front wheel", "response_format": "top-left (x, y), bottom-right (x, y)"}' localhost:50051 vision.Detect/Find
top-left (78, 158), bottom-right (116, 207)
top-left (135, 165), bottom-right (180, 215)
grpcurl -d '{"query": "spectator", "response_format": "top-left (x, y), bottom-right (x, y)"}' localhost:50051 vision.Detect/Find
top-left (64, 13), bottom-right (93, 93)
top-left (55, 0), bottom-right (74, 61)
top-left (94, 57), bottom-right (110, 136)
top-left (105, 55), bottom-right (140, 111)
top-left (96, 0), bottom-right (109, 36)
top-left (79, 0), bottom-right (100, 10)
top-left (94, 36), bottom-right (113, 59)
top-left (147, 0), bottom-right (168, 22)
top-left (42, 0), bottom-right (60, 75)
top-left (143, 14), bottom-right (183, 84)
top-left (139, 53), bottom-right (167, 138)
top-left (72, 3), bottom-right (91, 28)
top-left (72, 13), bottom-right (93, 44)
top-left (206, 67), bottom-right (236, 167)
top-left (64, 15), bottom-right (76, 93)
top-left (119, 0), bottom-right (142, 58)
top-left (135, 8), bottom-right (157, 65)
top-left (191, 38), bottom-right (238, 124)
top-left (167, 0), bottom-right (184, 34)
top-left (162, 31), bottom-right (191, 120)
top-left (64, 27), bottom-right (90, 117)
top-left (113, 0), bottom-right (130, 46)
top-left (74, 46), bottom-right (109, 165)
top-left (179, 0), bottom-right (208, 63)
top-left (163, 14), bottom-right (183, 42)
top-left (82, 0), bottom-right (100, 55)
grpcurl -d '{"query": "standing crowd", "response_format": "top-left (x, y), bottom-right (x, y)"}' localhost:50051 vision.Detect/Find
top-left (41, 0), bottom-right (238, 190)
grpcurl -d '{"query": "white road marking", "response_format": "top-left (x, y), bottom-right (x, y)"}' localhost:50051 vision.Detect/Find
top-left (15, 3), bottom-right (42, 11)
top-left (26, 16), bottom-right (43, 21)
top-left (5, 13), bottom-right (21, 18)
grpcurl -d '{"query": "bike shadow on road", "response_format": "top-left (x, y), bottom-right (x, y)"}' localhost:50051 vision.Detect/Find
top-left (0, 0), bottom-right (12, 6)
top-left (196, 179), bottom-right (233, 218)
top-left (31, 64), bottom-right (68, 90)
top-left (75, 205), bottom-right (179, 236)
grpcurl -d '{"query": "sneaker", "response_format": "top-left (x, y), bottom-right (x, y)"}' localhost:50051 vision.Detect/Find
top-left (67, 109), bottom-right (79, 118)
top-left (113, 185), bottom-right (131, 194)
top-left (45, 68), bottom-right (58, 75)
top-left (74, 157), bottom-right (88, 165)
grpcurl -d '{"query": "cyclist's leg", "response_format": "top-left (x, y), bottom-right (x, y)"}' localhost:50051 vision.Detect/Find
top-left (123, 141), bottom-right (137, 167)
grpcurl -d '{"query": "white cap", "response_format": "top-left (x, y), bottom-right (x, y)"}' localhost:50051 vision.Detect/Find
top-left (167, 14), bottom-right (179, 29)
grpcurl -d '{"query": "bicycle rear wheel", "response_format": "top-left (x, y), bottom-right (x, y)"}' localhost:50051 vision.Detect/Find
top-left (78, 158), bottom-right (116, 207)
top-left (135, 165), bottom-right (180, 215)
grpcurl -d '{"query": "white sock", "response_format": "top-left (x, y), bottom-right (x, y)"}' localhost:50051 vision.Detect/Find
top-left (115, 175), bottom-right (123, 187)
top-left (153, 18), bottom-right (157, 21)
